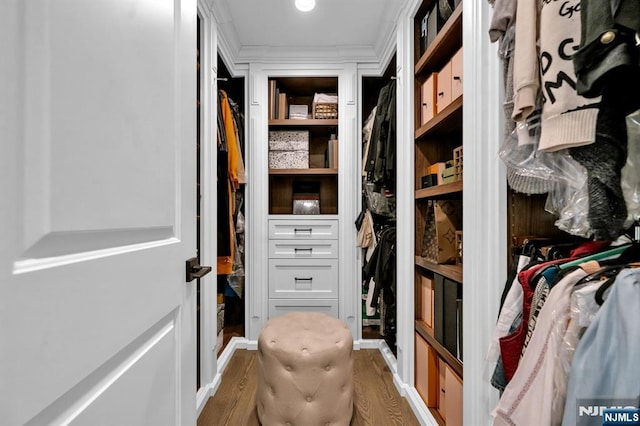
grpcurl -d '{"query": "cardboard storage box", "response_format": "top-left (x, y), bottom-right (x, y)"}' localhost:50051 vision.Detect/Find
top-left (421, 73), bottom-right (437, 125)
top-left (451, 47), bottom-right (463, 101)
top-left (437, 60), bottom-right (453, 113)
top-left (268, 130), bottom-right (309, 169)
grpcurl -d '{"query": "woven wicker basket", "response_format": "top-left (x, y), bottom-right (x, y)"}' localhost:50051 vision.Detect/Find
top-left (312, 102), bottom-right (338, 119)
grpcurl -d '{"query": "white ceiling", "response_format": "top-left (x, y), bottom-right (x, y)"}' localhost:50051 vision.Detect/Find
top-left (211, 0), bottom-right (407, 63)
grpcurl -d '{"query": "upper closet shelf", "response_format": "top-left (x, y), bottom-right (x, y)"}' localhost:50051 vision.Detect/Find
top-left (415, 3), bottom-right (463, 75)
top-left (269, 119), bottom-right (338, 126)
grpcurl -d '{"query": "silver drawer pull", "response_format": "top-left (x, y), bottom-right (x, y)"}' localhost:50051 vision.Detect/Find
top-left (294, 248), bottom-right (313, 253)
top-left (294, 228), bottom-right (313, 234)
top-left (294, 277), bottom-right (313, 282)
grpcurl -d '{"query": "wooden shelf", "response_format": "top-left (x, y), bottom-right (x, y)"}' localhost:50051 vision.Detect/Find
top-left (415, 4), bottom-right (463, 75)
top-left (428, 407), bottom-right (445, 426)
top-left (415, 181), bottom-right (462, 199)
top-left (269, 168), bottom-right (338, 175)
top-left (269, 119), bottom-right (338, 126)
top-left (415, 96), bottom-right (462, 139)
top-left (415, 257), bottom-right (462, 283)
top-left (415, 320), bottom-right (463, 377)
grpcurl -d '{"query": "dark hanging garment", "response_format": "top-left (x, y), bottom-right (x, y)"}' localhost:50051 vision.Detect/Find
top-left (217, 146), bottom-right (232, 258)
top-left (364, 81), bottom-right (397, 193)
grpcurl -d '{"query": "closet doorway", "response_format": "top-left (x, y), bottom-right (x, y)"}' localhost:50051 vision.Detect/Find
top-left (360, 55), bottom-right (397, 352)
top-left (215, 54), bottom-right (246, 355)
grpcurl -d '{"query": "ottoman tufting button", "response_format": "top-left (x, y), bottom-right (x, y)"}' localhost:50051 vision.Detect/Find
top-left (306, 396), bottom-right (313, 402)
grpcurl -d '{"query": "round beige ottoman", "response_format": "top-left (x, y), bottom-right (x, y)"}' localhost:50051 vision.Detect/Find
top-left (256, 312), bottom-right (354, 426)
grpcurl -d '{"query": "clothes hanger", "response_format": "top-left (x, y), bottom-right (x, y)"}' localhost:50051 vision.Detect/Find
top-left (592, 263), bottom-right (640, 305)
top-left (559, 244), bottom-right (632, 270)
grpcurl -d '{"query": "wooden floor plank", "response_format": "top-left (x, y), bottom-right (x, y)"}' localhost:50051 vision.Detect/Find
top-left (198, 349), bottom-right (419, 426)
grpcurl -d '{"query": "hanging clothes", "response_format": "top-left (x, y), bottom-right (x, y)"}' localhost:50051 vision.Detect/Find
top-left (562, 268), bottom-right (640, 425)
top-left (363, 225), bottom-right (397, 350)
top-left (364, 80), bottom-right (396, 193)
top-left (492, 268), bottom-right (588, 426)
top-left (217, 90), bottom-right (246, 275)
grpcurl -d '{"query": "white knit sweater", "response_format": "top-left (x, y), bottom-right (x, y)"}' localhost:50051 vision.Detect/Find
top-left (512, 0), bottom-right (601, 152)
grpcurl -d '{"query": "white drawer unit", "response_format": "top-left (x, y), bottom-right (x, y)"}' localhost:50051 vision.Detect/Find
top-left (268, 239), bottom-right (338, 259)
top-left (268, 299), bottom-right (339, 319)
top-left (268, 219), bottom-right (338, 240)
top-left (267, 218), bottom-right (339, 319)
top-left (269, 259), bottom-right (338, 299)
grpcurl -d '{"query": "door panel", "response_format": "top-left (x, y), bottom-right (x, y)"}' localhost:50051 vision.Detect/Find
top-left (1, 0), bottom-right (197, 424)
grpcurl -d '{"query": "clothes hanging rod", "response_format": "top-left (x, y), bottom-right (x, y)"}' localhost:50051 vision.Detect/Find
top-left (217, 78), bottom-right (229, 81)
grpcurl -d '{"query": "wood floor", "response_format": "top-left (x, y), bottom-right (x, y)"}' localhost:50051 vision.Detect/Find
top-left (198, 349), bottom-right (420, 426)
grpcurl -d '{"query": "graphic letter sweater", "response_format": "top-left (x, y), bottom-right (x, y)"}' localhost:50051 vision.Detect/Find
top-left (512, 0), bottom-right (601, 152)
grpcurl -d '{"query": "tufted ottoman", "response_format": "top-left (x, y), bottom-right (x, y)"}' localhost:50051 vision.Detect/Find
top-left (256, 312), bottom-right (354, 426)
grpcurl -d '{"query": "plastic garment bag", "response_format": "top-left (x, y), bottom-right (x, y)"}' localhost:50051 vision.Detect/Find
top-left (498, 117), bottom-right (593, 238)
top-left (622, 109), bottom-right (640, 224)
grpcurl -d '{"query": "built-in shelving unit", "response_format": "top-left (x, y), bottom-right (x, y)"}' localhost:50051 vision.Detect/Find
top-left (413, 1), bottom-right (464, 424)
top-left (267, 77), bottom-right (339, 216)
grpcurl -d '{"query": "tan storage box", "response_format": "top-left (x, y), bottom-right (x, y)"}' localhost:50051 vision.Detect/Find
top-left (417, 275), bottom-right (435, 332)
top-left (443, 364), bottom-right (463, 426)
top-left (437, 60), bottom-right (452, 113)
top-left (415, 333), bottom-right (438, 407)
top-left (421, 73), bottom-right (437, 125)
top-left (451, 47), bottom-right (463, 101)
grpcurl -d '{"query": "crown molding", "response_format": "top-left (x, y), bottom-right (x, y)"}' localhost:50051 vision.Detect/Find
top-left (235, 44), bottom-right (380, 64)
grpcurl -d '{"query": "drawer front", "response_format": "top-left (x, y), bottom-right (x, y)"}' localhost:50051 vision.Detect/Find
top-left (436, 61), bottom-right (452, 113)
top-left (268, 298), bottom-right (339, 319)
top-left (451, 47), bottom-right (463, 101)
top-left (269, 240), bottom-right (338, 259)
top-left (269, 219), bottom-right (338, 240)
top-left (269, 259), bottom-right (338, 299)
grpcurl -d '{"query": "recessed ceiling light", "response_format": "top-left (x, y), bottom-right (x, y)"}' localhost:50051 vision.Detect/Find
top-left (295, 0), bottom-right (315, 12)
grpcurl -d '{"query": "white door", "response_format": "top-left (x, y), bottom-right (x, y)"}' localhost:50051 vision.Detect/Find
top-left (0, 0), bottom-right (198, 425)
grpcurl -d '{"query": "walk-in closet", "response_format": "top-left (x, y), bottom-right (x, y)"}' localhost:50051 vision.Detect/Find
top-left (4, 0), bottom-right (638, 424)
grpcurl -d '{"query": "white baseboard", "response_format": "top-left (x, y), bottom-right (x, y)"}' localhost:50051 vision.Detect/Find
top-left (196, 372), bottom-right (221, 418)
top-left (357, 338), bottom-right (384, 349)
top-left (217, 337), bottom-right (249, 373)
top-left (405, 388), bottom-right (439, 426)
